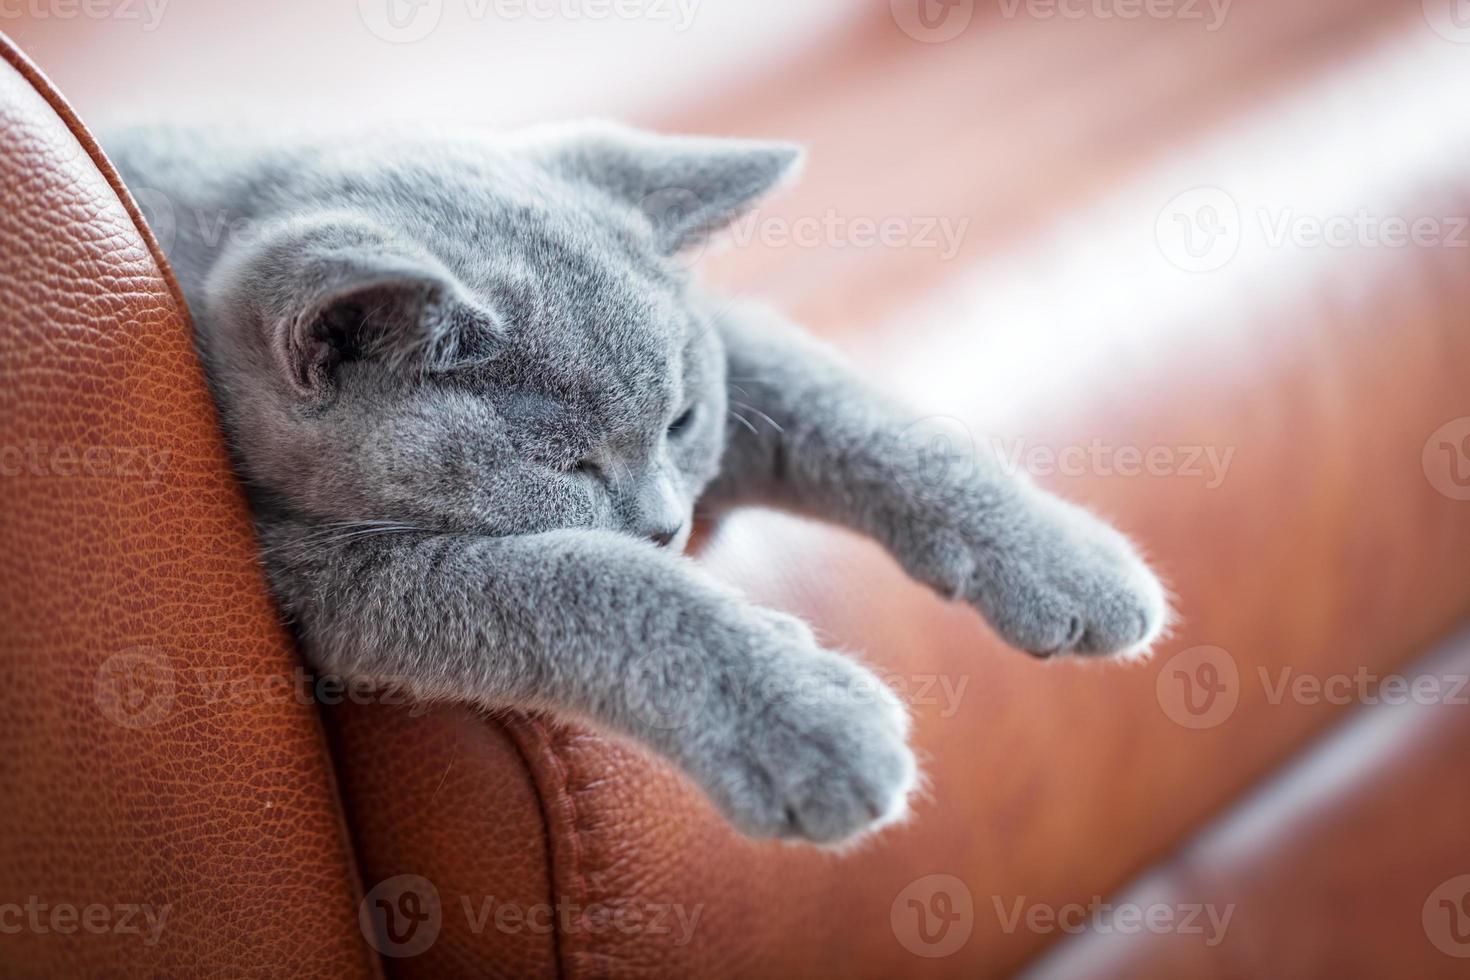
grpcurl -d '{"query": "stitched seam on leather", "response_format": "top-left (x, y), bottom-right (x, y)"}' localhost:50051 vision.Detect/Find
top-left (548, 724), bottom-right (595, 980)
top-left (499, 713), bottom-right (575, 980)
top-left (503, 713), bottom-right (592, 980)
top-left (316, 703), bottom-right (394, 980)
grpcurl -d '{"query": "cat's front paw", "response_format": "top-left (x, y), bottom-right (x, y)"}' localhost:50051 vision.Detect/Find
top-left (914, 488), bottom-right (1169, 660)
top-left (704, 614), bottom-right (918, 845)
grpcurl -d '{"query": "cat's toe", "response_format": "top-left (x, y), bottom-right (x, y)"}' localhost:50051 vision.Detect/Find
top-left (777, 752), bottom-right (916, 843)
top-left (1071, 562), bottom-right (1169, 659)
top-left (961, 497), bottom-right (1170, 661)
top-left (775, 707), bottom-right (917, 844)
top-left (715, 650), bottom-right (918, 845)
top-left (1058, 521), bottom-right (1170, 659)
top-left (1012, 561), bottom-right (1167, 661)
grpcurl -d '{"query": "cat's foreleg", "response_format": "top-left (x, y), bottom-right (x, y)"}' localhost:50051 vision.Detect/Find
top-left (264, 523), bottom-right (916, 843)
top-left (706, 300), bottom-right (1169, 659)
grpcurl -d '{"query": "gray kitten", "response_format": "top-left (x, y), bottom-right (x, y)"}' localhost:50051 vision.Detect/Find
top-left (105, 121), bottom-right (1167, 845)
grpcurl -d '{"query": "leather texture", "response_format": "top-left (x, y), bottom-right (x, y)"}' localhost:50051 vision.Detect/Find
top-left (1025, 627), bottom-right (1470, 979)
top-left (327, 705), bottom-right (560, 978)
top-left (4, 1), bottom-right (1470, 976)
top-left (0, 33), bottom-right (376, 978)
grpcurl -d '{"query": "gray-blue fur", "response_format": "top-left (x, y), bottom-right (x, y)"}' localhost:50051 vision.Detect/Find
top-left (105, 121), bottom-right (1167, 845)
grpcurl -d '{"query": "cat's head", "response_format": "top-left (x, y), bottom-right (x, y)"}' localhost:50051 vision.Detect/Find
top-left (199, 122), bottom-right (801, 550)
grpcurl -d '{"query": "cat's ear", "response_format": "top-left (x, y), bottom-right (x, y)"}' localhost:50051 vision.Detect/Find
top-left (235, 217), bottom-right (499, 397)
top-left (531, 121), bottom-right (804, 254)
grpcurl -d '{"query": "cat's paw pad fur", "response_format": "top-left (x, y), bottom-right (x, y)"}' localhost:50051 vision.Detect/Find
top-left (918, 489), bottom-right (1169, 661)
top-left (705, 615), bottom-right (917, 845)
top-left (985, 495), bottom-right (1167, 660)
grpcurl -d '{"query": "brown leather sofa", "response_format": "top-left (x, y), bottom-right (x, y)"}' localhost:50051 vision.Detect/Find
top-left (4, 2), bottom-right (1470, 976)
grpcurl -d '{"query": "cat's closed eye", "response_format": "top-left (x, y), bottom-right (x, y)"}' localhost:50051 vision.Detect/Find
top-left (667, 406), bottom-right (696, 437)
top-left (571, 459), bottom-right (605, 480)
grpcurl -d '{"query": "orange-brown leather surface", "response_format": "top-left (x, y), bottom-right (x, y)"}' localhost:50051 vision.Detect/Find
top-left (323, 5), bottom-right (1470, 978)
top-left (1026, 629), bottom-right (1470, 979)
top-left (327, 706), bottom-right (561, 978)
top-left (0, 33), bottom-right (376, 978)
top-left (5, 1), bottom-right (1469, 976)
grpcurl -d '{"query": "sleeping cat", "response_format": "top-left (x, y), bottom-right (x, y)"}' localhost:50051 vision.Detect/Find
top-left (105, 121), bottom-right (1168, 845)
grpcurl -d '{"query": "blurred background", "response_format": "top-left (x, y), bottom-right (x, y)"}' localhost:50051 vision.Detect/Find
top-left (6, 1), bottom-right (1470, 976)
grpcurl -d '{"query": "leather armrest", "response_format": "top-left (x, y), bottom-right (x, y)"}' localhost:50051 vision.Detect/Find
top-left (0, 33), bottom-right (375, 977)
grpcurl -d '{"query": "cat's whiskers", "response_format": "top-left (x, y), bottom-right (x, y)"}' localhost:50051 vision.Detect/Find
top-left (264, 519), bottom-right (431, 559)
top-left (730, 400), bottom-right (783, 434)
top-left (726, 409), bottom-right (759, 437)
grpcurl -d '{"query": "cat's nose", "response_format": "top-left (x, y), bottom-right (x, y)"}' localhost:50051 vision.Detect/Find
top-left (648, 524), bottom-right (681, 548)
